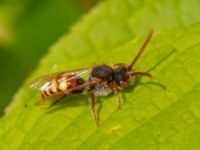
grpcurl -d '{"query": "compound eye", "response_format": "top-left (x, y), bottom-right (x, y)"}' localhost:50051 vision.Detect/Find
top-left (113, 66), bottom-right (128, 86)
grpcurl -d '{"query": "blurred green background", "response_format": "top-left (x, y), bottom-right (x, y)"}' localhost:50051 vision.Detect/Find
top-left (0, 0), bottom-right (99, 115)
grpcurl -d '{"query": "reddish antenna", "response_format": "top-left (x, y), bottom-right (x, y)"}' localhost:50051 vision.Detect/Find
top-left (128, 29), bottom-right (154, 70)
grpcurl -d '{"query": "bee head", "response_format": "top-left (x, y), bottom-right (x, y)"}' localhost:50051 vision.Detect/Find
top-left (113, 63), bottom-right (152, 89)
top-left (113, 29), bottom-right (154, 88)
top-left (113, 64), bottom-right (131, 88)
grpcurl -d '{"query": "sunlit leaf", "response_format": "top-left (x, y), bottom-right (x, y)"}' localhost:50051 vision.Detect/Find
top-left (0, 0), bottom-right (200, 149)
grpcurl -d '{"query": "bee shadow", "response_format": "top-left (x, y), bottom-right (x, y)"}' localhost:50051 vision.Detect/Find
top-left (121, 77), bottom-right (166, 104)
top-left (121, 49), bottom-right (176, 103)
top-left (46, 79), bottom-right (166, 116)
top-left (45, 94), bottom-right (103, 115)
top-left (46, 49), bottom-right (174, 115)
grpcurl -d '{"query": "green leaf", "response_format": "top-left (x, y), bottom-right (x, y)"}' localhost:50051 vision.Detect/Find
top-left (1, 0), bottom-right (200, 149)
top-left (0, 0), bottom-right (84, 113)
top-left (1, 24), bottom-right (200, 149)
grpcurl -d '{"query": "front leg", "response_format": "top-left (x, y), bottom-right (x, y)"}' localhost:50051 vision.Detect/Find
top-left (109, 83), bottom-right (122, 110)
top-left (89, 93), bottom-right (99, 127)
top-left (114, 90), bottom-right (121, 110)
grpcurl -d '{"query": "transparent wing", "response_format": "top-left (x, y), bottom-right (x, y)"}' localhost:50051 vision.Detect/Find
top-left (30, 67), bottom-right (92, 90)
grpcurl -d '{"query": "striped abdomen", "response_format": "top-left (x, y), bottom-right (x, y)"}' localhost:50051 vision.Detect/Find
top-left (40, 75), bottom-right (85, 98)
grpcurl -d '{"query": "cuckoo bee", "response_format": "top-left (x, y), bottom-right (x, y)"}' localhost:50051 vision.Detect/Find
top-left (30, 29), bottom-right (154, 127)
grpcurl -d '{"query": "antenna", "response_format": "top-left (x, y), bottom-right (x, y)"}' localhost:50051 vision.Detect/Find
top-left (128, 29), bottom-right (154, 70)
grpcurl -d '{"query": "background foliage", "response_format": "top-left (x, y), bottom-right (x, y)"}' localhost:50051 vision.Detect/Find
top-left (0, 0), bottom-right (200, 149)
top-left (0, 0), bottom-right (96, 113)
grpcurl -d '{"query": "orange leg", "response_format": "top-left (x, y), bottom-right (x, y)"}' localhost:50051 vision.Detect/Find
top-left (109, 83), bottom-right (122, 110)
top-left (89, 93), bottom-right (99, 127)
top-left (130, 72), bottom-right (152, 79)
top-left (115, 91), bottom-right (121, 110)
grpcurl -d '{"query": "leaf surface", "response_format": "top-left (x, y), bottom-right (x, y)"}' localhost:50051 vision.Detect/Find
top-left (0, 0), bottom-right (200, 149)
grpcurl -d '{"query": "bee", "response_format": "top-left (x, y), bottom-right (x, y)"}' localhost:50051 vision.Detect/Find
top-left (30, 29), bottom-right (154, 127)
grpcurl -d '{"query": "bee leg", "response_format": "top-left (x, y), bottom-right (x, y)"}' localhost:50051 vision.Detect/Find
top-left (48, 95), bottom-right (66, 108)
top-left (89, 93), bottom-right (99, 127)
top-left (110, 83), bottom-right (122, 110)
top-left (114, 91), bottom-right (121, 110)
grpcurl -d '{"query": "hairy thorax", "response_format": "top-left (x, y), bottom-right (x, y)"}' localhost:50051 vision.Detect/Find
top-left (93, 82), bottom-right (112, 96)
